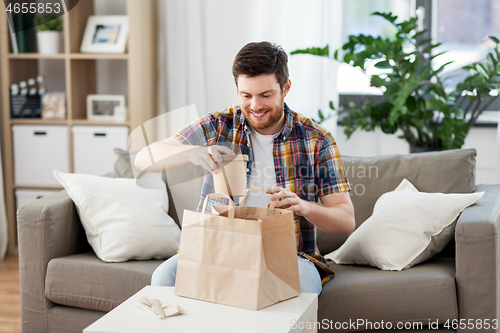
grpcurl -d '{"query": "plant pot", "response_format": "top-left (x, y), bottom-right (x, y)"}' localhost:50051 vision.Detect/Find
top-left (37, 31), bottom-right (61, 54)
top-left (409, 145), bottom-right (444, 154)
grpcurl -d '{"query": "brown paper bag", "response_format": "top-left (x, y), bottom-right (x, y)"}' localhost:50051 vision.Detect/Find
top-left (174, 192), bottom-right (300, 310)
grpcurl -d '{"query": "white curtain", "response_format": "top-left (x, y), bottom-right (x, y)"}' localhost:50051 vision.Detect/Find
top-left (156, 0), bottom-right (343, 139)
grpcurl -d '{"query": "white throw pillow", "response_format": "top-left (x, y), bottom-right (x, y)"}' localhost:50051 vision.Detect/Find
top-left (53, 170), bottom-right (181, 262)
top-left (326, 178), bottom-right (484, 270)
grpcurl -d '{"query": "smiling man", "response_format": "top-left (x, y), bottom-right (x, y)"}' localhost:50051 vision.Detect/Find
top-left (135, 41), bottom-right (355, 294)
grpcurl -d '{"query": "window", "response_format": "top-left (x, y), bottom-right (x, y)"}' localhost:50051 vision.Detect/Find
top-left (337, 0), bottom-right (500, 115)
top-left (434, 0), bottom-right (500, 90)
top-left (342, 0), bottom-right (412, 40)
top-left (338, 0), bottom-right (413, 95)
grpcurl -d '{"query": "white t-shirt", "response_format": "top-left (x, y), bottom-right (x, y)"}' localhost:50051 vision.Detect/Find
top-left (244, 127), bottom-right (277, 208)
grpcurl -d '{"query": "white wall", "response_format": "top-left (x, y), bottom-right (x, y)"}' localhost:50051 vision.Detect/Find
top-left (333, 124), bottom-right (500, 185)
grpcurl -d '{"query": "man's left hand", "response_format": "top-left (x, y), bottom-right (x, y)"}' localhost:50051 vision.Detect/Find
top-left (266, 186), bottom-right (310, 216)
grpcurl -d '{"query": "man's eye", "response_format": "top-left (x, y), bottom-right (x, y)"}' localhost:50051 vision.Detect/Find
top-left (243, 95), bottom-right (251, 98)
top-left (262, 94), bottom-right (271, 98)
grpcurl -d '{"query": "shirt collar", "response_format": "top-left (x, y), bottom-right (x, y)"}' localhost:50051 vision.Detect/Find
top-left (239, 103), bottom-right (293, 142)
top-left (280, 103), bottom-right (293, 141)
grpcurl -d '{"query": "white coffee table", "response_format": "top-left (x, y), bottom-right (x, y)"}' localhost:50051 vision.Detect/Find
top-left (83, 286), bottom-right (318, 333)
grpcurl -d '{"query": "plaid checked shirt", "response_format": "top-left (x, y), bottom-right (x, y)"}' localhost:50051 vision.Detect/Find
top-left (173, 104), bottom-right (351, 284)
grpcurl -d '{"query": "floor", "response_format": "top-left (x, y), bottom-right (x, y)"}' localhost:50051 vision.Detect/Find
top-left (0, 254), bottom-right (21, 333)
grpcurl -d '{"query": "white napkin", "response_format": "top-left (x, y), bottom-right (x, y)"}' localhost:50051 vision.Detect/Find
top-left (136, 296), bottom-right (183, 319)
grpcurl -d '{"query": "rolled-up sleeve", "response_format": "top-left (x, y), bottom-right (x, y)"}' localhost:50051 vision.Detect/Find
top-left (173, 115), bottom-right (218, 146)
top-left (315, 134), bottom-right (351, 197)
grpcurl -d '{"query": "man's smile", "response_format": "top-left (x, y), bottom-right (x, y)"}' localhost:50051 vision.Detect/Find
top-left (250, 110), bottom-right (268, 119)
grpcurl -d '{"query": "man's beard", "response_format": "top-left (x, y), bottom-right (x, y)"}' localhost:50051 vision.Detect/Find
top-left (243, 100), bottom-right (285, 131)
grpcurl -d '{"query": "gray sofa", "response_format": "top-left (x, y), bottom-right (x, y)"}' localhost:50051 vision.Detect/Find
top-left (17, 148), bottom-right (500, 333)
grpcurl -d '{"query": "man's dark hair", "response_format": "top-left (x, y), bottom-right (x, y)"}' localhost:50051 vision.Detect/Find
top-left (232, 41), bottom-right (289, 91)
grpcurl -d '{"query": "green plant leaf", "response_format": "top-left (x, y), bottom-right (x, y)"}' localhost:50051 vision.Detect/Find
top-left (489, 36), bottom-right (500, 44)
top-left (486, 55), bottom-right (496, 74)
top-left (488, 52), bottom-right (498, 66)
top-left (358, 34), bottom-right (368, 44)
top-left (398, 18), bottom-right (418, 34)
top-left (318, 109), bottom-right (325, 121)
top-left (405, 95), bottom-right (417, 111)
top-left (370, 75), bottom-right (385, 87)
top-left (372, 11), bottom-right (398, 23)
top-left (349, 36), bottom-right (359, 44)
top-left (389, 110), bottom-right (398, 124)
top-left (412, 30), bottom-right (427, 40)
top-left (476, 63), bottom-right (489, 78)
top-left (290, 45), bottom-right (330, 57)
top-left (374, 60), bottom-right (391, 69)
top-left (343, 52), bottom-right (355, 65)
top-left (422, 42), bottom-right (442, 54)
top-left (430, 51), bottom-right (448, 61)
top-left (427, 99), bottom-right (445, 110)
top-left (434, 61), bottom-right (453, 75)
top-left (35, 13), bottom-right (62, 32)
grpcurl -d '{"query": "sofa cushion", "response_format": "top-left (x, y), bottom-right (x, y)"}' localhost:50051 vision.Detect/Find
top-left (53, 170), bottom-right (181, 262)
top-left (317, 148), bottom-right (476, 255)
top-left (113, 148), bottom-right (204, 227)
top-left (113, 148), bottom-right (138, 179)
top-left (327, 179), bottom-right (483, 270)
top-left (45, 252), bottom-right (165, 312)
top-left (319, 257), bottom-right (458, 332)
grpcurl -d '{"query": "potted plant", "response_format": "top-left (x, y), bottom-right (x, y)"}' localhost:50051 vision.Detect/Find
top-left (35, 14), bottom-right (62, 54)
top-left (292, 12), bottom-right (500, 151)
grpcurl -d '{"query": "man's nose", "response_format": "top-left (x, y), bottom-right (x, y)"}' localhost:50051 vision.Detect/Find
top-left (250, 97), bottom-right (264, 111)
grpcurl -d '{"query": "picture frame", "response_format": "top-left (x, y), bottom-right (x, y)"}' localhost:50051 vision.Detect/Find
top-left (87, 94), bottom-right (126, 122)
top-left (80, 15), bottom-right (129, 53)
top-left (42, 92), bottom-right (66, 119)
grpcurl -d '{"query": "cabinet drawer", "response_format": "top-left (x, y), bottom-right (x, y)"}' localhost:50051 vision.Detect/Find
top-left (12, 125), bottom-right (69, 186)
top-left (72, 125), bottom-right (129, 176)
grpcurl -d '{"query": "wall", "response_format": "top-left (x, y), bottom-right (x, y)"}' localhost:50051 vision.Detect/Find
top-left (333, 122), bottom-right (500, 185)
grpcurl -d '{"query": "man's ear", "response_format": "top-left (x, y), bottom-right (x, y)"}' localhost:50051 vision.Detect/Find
top-left (283, 79), bottom-right (291, 97)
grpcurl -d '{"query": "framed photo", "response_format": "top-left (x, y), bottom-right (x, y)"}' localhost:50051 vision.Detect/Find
top-left (87, 94), bottom-right (126, 122)
top-left (42, 92), bottom-right (66, 119)
top-left (80, 16), bottom-right (129, 53)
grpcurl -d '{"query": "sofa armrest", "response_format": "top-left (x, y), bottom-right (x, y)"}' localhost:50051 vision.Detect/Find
top-left (455, 184), bottom-right (500, 332)
top-left (17, 189), bottom-right (89, 333)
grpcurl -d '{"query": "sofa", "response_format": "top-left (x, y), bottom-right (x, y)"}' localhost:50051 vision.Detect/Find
top-left (17, 148), bottom-right (500, 333)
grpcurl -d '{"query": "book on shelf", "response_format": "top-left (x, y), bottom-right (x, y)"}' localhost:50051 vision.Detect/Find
top-left (7, 13), bottom-right (18, 54)
top-left (7, 13), bottom-right (36, 54)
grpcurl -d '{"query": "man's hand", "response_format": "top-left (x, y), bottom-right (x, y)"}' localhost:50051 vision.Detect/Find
top-left (266, 186), bottom-right (311, 216)
top-left (187, 145), bottom-right (235, 173)
top-left (266, 186), bottom-right (355, 236)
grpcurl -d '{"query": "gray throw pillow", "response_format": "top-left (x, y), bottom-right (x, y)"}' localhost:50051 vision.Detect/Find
top-left (316, 148), bottom-right (477, 255)
top-left (112, 148), bottom-right (139, 179)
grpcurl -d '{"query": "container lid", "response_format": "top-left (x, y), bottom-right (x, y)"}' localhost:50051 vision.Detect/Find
top-left (221, 154), bottom-right (249, 162)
